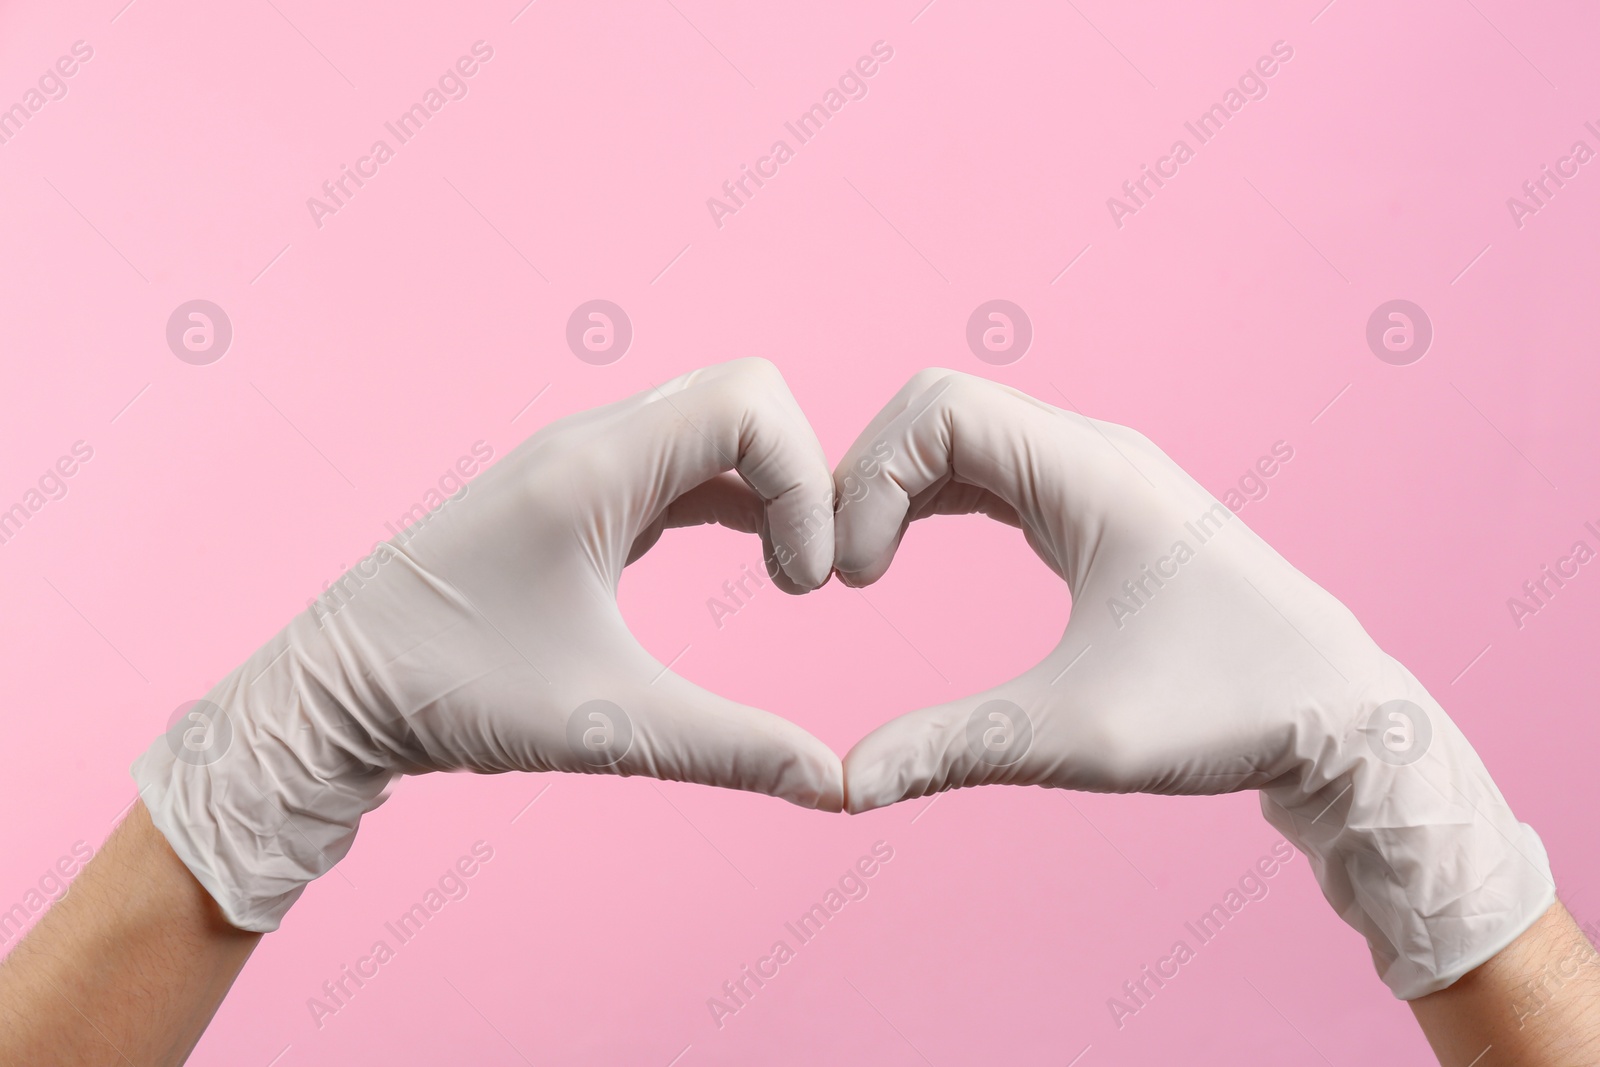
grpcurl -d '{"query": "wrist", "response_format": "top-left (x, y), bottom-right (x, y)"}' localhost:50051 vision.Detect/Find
top-left (1411, 901), bottom-right (1600, 1064)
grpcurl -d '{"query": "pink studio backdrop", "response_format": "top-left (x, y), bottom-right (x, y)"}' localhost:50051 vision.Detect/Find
top-left (2, 0), bottom-right (1597, 1063)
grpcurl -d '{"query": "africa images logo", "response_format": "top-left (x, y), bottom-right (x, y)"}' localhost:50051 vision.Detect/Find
top-left (565, 300), bottom-right (632, 365)
top-left (166, 300), bottom-right (233, 365)
top-left (966, 300), bottom-right (1032, 366)
top-left (966, 699), bottom-right (1033, 766)
top-left (566, 700), bottom-right (633, 767)
top-left (164, 699), bottom-right (233, 767)
top-left (1363, 699), bottom-right (1432, 766)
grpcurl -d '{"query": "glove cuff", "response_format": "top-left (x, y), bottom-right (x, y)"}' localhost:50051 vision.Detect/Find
top-left (1263, 695), bottom-right (1555, 999)
top-left (131, 622), bottom-right (394, 932)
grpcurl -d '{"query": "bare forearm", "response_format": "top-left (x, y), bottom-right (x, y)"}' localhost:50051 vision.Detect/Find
top-left (1411, 900), bottom-right (1600, 1066)
top-left (0, 802), bottom-right (260, 1066)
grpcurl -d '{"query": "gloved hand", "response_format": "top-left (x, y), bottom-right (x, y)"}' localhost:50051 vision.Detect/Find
top-left (133, 358), bottom-right (843, 933)
top-left (835, 370), bottom-right (1554, 999)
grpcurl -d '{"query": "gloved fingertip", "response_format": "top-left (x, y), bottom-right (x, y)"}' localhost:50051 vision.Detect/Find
top-left (843, 784), bottom-right (896, 815)
top-left (840, 757), bottom-right (905, 815)
top-left (831, 548), bottom-right (876, 581)
top-left (828, 563), bottom-right (869, 590)
top-left (784, 553), bottom-right (834, 594)
top-left (819, 756), bottom-right (845, 813)
top-left (784, 758), bottom-right (843, 812)
top-left (842, 786), bottom-right (869, 815)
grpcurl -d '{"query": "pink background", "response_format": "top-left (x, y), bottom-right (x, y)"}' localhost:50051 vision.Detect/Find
top-left (2, 0), bottom-right (1597, 1063)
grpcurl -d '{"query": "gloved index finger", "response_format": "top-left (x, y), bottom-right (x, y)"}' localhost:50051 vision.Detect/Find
top-left (603, 358), bottom-right (836, 591)
top-left (831, 370), bottom-right (1112, 585)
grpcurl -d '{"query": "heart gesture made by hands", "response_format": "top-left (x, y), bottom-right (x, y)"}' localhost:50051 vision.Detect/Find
top-left (133, 358), bottom-right (1551, 1001)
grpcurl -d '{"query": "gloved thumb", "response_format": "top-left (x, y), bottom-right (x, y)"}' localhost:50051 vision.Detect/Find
top-left (584, 666), bottom-right (844, 812)
top-left (843, 678), bottom-right (1053, 814)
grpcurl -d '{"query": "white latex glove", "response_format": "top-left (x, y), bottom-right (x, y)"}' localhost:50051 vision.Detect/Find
top-left (836, 370), bottom-right (1554, 999)
top-left (133, 358), bottom-right (843, 932)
